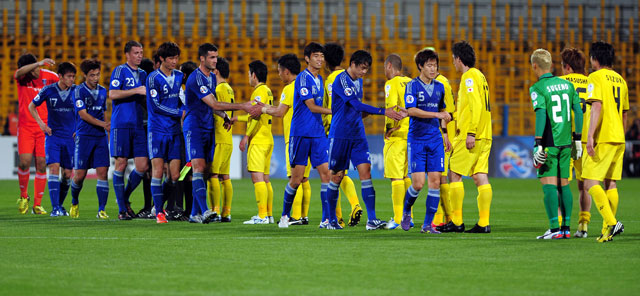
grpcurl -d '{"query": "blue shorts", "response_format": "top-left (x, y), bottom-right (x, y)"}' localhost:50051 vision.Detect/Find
top-left (110, 128), bottom-right (148, 159)
top-left (408, 139), bottom-right (444, 174)
top-left (74, 134), bottom-right (110, 170)
top-left (184, 129), bottom-right (214, 163)
top-left (45, 135), bottom-right (74, 168)
top-left (328, 138), bottom-right (370, 172)
top-left (148, 132), bottom-right (182, 161)
top-left (289, 136), bottom-right (329, 168)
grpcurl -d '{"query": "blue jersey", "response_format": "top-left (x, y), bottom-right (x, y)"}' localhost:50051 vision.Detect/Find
top-left (73, 82), bottom-right (108, 137)
top-left (328, 71), bottom-right (366, 139)
top-left (109, 63), bottom-right (147, 129)
top-left (184, 67), bottom-right (216, 132)
top-left (146, 69), bottom-right (184, 135)
top-left (32, 83), bottom-right (76, 138)
top-left (404, 77), bottom-right (446, 141)
top-left (291, 69), bottom-right (325, 138)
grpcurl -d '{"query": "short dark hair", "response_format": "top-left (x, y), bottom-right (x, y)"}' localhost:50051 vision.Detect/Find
top-left (324, 43), bottom-right (344, 70)
top-left (198, 43), bottom-right (218, 59)
top-left (80, 59), bottom-right (101, 74)
top-left (157, 42), bottom-right (181, 59)
top-left (304, 42), bottom-right (324, 59)
top-left (152, 53), bottom-right (161, 65)
top-left (590, 41), bottom-right (614, 67)
top-left (124, 40), bottom-right (143, 54)
top-left (180, 61), bottom-right (198, 85)
top-left (560, 47), bottom-right (586, 75)
top-left (248, 60), bottom-right (268, 83)
top-left (277, 54), bottom-right (301, 75)
top-left (414, 49), bottom-right (439, 71)
top-left (139, 58), bottom-right (154, 74)
top-left (17, 53), bottom-right (37, 68)
top-left (57, 62), bottom-right (77, 76)
top-left (349, 50), bottom-right (372, 68)
top-left (216, 57), bottom-right (230, 79)
top-left (452, 41), bottom-right (476, 67)
top-left (385, 54), bottom-right (403, 71)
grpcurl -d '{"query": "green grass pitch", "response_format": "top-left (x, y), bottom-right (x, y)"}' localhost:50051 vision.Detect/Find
top-left (1, 178), bottom-right (639, 295)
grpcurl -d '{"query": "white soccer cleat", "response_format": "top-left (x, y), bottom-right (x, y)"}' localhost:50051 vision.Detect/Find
top-left (278, 215), bottom-right (290, 228)
top-left (268, 216), bottom-right (275, 224)
top-left (536, 229), bottom-right (563, 239)
top-left (243, 216), bottom-right (269, 225)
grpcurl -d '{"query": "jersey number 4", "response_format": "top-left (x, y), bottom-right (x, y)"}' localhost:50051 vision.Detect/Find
top-left (551, 93), bottom-right (570, 123)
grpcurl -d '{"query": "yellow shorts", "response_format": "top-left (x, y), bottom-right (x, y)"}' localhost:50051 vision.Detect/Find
top-left (285, 142), bottom-right (311, 178)
top-left (569, 143), bottom-right (586, 182)
top-left (211, 143), bottom-right (232, 175)
top-left (247, 144), bottom-right (273, 174)
top-left (581, 142), bottom-right (624, 181)
top-left (449, 138), bottom-right (491, 176)
top-left (383, 139), bottom-right (408, 179)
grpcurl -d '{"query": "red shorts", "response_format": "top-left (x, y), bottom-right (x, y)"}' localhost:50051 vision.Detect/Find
top-left (18, 127), bottom-right (46, 157)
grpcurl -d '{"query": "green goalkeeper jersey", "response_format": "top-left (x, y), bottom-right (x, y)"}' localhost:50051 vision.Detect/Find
top-left (530, 73), bottom-right (580, 147)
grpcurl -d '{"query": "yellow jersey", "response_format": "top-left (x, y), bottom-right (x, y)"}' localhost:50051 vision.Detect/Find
top-left (246, 83), bottom-right (274, 145)
top-left (456, 68), bottom-right (492, 140)
top-left (435, 73), bottom-right (455, 138)
top-left (586, 68), bottom-right (629, 144)
top-left (213, 82), bottom-right (234, 145)
top-left (280, 81), bottom-right (295, 143)
top-left (323, 69), bottom-right (345, 135)
top-left (560, 73), bottom-right (589, 142)
top-left (384, 75), bottom-right (412, 140)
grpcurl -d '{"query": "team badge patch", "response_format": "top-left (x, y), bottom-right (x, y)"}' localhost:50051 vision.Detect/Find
top-left (111, 80), bottom-right (120, 87)
top-left (465, 78), bottom-right (473, 87)
top-left (255, 96), bottom-right (262, 102)
top-left (200, 86), bottom-right (208, 94)
top-left (150, 89), bottom-right (158, 97)
top-left (530, 92), bottom-right (538, 101)
top-left (385, 84), bottom-right (391, 98)
top-left (344, 88), bottom-right (353, 96)
top-left (280, 93), bottom-right (286, 102)
top-left (406, 95), bottom-right (415, 104)
top-left (76, 100), bottom-right (84, 108)
top-left (300, 87), bottom-right (309, 96)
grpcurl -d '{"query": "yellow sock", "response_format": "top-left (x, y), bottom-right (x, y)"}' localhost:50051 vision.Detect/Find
top-left (254, 181), bottom-right (267, 218)
top-left (208, 178), bottom-right (221, 213)
top-left (558, 214), bottom-right (563, 225)
top-left (341, 176), bottom-right (360, 211)
top-left (221, 179), bottom-right (233, 217)
top-left (450, 181), bottom-right (464, 225)
top-left (606, 188), bottom-right (619, 216)
top-left (433, 204), bottom-right (444, 226)
top-left (301, 180), bottom-right (311, 218)
top-left (477, 184), bottom-right (492, 227)
top-left (291, 186), bottom-right (303, 220)
top-left (578, 211), bottom-right (591, 224)
top-left (440, 183), bottom-right (452, 223)
top-left (266, 182), bottom-right (273, 217)
top-left (403, 177), bottom-right (412, 191)
top-left (336, 194), bottom-right (343, 221)
top-left (391, 180), bottom-right (405, 223)
top-left (588, 185), bottom-right (616, 226)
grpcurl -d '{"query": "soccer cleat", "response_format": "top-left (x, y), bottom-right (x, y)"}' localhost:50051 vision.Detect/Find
top-left (348, 204), bottom-right (363, 226)
top-left (70, 204), bottom-right (79, 218)
top-left (288, 217), bottom-right (302, 226)
top-left (59, 206), bottom-right (69, 216)
top-left (96, 210), bottom-right (109, 219)
top-left (400, 212), bottom-right (412, 231)
top-left (202, 210), bottom-right (218, 224)
top-left (432, 222), bottom-right (445, 230)
top-left (118, 211), bottom-right (133, 221)
top-left (243, 216), bottom-right (269, 225)
top-left (574, 222), bottom-right (588, 238)
top-left (465, 224), bottom-right (491, 233)
top-left (366, 219), bottom-right (387, 230)
top-left (268, 216), bottom-right (275, 224)
top-left (318, 219), bottom-right (329, 229)
top-left (338, 218), bottom-right (346, 228)
top-left (386, 218), bottom-right (400, 230)
top-left (189, 215), bottom-right (203, 223)
top-left (440, 222), bottom-right (465, 233)
top-left (301, 217), bottom-right (309, 225)
top-left (125, 204), bottom-right (137, 219)
top-left (410, 218), bottom-right (415, 228)
top-left (563, 230), bottom-right (571, 239)
top-left (136, 208), bottom-right (154, 219)
top-left (278, 215), bottom-right (290, 228)
top-left (50, 207), bottom-right (63, 217)
top-left (326, 221), bottom-right (344, 230)
top-left (156, 212), bottom-right (168, 224)
top-left (421, 224), bottom-right (441, 234)
top-left (536, 229), bottom-right (563, 239)
top-left (597, 221), bottom-right (624, 243)
top-left (221, 215), bottom-right (232, 223)
top-left (212, 215), bottom-right (222, 222)
top-left (165, 210), bottom-right (182, 221)
top-left (32, 205), bottom-right (47, 215)
top-left (17, 196), bottom-right (30, 214)
top-left (574, 230), bottom-right (588, 238)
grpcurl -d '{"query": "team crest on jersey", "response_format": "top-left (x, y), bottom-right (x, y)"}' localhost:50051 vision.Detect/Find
top-left (280, 93), bottom-right (286, 102)
top-left (111, 80), bottom-right (120, 87)
top-left (344, 88), bottom-right (353, 96)
top-left (406, 95), bottom-right (415, 104)
top-left (465, 78), bottom-right (473, 87)
top-left (587, 83), bottom-right (594, 97)
top-left (300, 87), bottom-right (309, 96)
top-left (150, 89), bottom-right (158, 97)
top-left (200, 86), bottom-right (208, 94)
top-left (385, 84), bottom-right (391, 98)
top-left (76, 100), bottom-right (84, 108)
top-left (531, 92), bottom-right (538, 101)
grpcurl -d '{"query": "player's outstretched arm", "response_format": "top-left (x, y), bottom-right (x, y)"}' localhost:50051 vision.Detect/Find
top-left (406, 107), bottom-right (450, 122)
top-left (28, 101), bottom-right (51, 136)
top-left (15, 58), bottom-right (55, 80)
top-left (109, 86), bottom-right (146, 100)
top-left (78, 109), bottom-right (110, 132)
top-left (304, 99), bottom-right (332, 115)
top-left (262, 103), bottom-right (289, 118)
top-left (202, 94), bottom-right (263, 118)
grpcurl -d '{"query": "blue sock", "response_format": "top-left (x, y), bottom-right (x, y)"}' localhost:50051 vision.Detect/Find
top-left (113, 171), bottom-right (126, 212)
top-left (424, 188), bottom-right (441, 226)
top-left (320, 183), bottom-right (329, 222)
top-left (59, 178), bottom-right (70, 206)
top-left (71, 180), bottom-right (82, 205)
top-left (281, 183), bottom-right (297, 217)
top-left (151, 178), bottom-right (164, 215)
top-left (190, 193), bottom-right (201, 216)
top-left (48, 175), bottom-right (60, 209)
top-left (192, 172), bottom-right (209, 213)
top-left (361, 179), bottom-right (377, 221)
top-left (96, 179), bottom-right (109, 211)
top-left (404, 185), bottom-right (420, 213)
top-left (327, 182), bottom-right (340, 223)
top-left (124, 169), bottom-right (145, 204)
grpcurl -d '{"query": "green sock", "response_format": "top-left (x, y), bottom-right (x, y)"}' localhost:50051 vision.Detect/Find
top-left (542, 184), bottom-right (560, 230)
top-left (560, 185), bottom-right (573, 227)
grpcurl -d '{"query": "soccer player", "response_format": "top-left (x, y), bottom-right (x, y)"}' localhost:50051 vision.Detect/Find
top-left (400, 48), bottom-right (452, 234)
top-left (108, 41), bottom-right (149, 219)
top-left (15, 54), bottom-right (59, 215)
top-left (208, 57), bottom-right (235, 222)
top-left (273, 43), bottom-right (333, 228)
top-left (260, 54), bottom-right (310, 225)
top-left (146, 42), bottom-right (184, 224)
top-left (381, 54), bottom-right (412, 230)
top-left (323, 42), bottom-right (363, 227)
top-left (239, 60), bottom-right (275, 225)
top-left (559, 48), bottom-right (591, 238)
top-left (582, 41), bottom-right (628, 242)
top-left (443, 41), bottom-right (493, 233)
top-left (70, 59), bottom-right (111, 219)
top-left (183, 43), bottom-right (261, 223)
top-left (529, 49), bottom-right (583, 239)
top-left (327, 50), bottom-right (405, 230)
top-left (27, 62), bottom-right (76, 217)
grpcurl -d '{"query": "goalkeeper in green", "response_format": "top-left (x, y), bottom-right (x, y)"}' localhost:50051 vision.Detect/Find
top-left (529, 49), bottom-right (583, 239)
